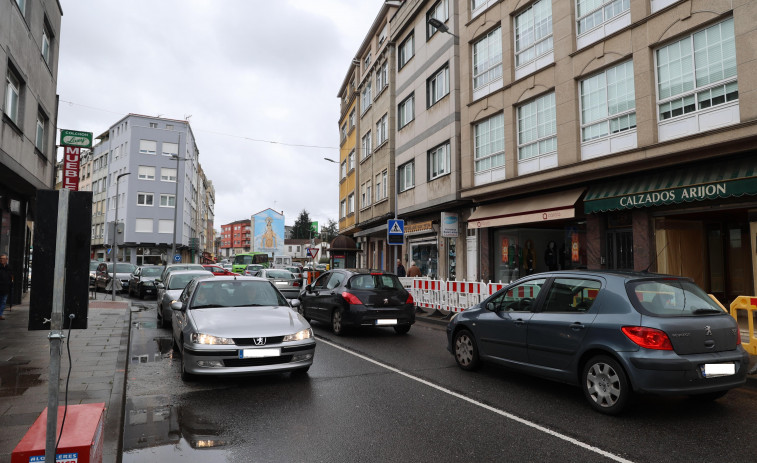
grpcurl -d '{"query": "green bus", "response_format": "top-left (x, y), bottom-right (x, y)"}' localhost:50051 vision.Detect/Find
top-left (232, 252), bottom-right (270, 274)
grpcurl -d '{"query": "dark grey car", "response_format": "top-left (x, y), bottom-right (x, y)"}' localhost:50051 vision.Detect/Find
top-left (446, 270), bottom-right (749, 415)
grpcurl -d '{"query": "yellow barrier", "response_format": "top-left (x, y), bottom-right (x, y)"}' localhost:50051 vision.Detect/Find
top-left (729, 296), bottom-right (757, 355)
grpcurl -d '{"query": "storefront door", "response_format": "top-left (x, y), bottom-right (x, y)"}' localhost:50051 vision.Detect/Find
top-left (707, 223), bottom-right (753, 303)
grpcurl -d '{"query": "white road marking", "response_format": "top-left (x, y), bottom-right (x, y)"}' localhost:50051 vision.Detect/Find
top-left (318, 337), bottom-right (635, 463)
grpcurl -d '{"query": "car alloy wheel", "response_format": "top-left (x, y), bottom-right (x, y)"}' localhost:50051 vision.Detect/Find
top-left (332, 309), bottom-right (344, 336)
top-left (582, 355), bottom-right (630, 415)
top-left (453, 329), bottom-right (480, 370)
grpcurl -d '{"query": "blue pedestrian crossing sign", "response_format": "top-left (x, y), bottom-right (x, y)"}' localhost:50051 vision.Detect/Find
top-left (387, 219), bottom-right (404, 245)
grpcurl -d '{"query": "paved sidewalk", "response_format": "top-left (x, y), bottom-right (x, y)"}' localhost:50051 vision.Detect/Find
top-left (0, 291), bottom-right (131, 463)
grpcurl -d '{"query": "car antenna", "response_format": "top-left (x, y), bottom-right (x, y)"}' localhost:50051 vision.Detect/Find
top-left (643, 241), bottom-right (669, 273)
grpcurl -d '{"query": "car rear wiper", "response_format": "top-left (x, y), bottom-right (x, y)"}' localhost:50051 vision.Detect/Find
top-left (692, 308), bottom-right (724, 314)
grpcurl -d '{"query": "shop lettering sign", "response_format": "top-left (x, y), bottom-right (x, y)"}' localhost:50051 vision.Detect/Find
top-left (62, 146), bottom-right (81, 191)
top-left (405, 221), bottom-right (433, 234)
top-left (618, 183), bottom-right (727, 209)
top-left (441, 212), bottom-right (458, 237)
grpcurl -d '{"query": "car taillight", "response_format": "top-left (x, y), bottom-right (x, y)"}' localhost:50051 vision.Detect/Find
top-left (406, 293), bottom-right (414, 305)
top-left (341, 292), bottom-right (363, 305)
top-left (292, 280), bottom-right (300, 287)
top-left (622, 326), bottom-right (673, 350)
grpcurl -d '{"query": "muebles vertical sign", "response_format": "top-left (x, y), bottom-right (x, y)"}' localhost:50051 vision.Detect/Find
top-left (60, 130), bottom-right (93, 191)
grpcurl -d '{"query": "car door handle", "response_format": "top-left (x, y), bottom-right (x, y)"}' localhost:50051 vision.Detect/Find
top-left (570, 322), bottom-right (585, 331)
top-left (514, 319), bottom-right (526, 326)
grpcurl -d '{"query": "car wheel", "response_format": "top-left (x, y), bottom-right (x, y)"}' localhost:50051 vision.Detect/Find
top-left (180, 341), bottom-right (194, 381)
top-left (394, 325), bottom-right (411, 335)
top-left (582, 355), bottom-right (630, 415)
top-left (689, 390), bottom-right (728, 402)
top-left (332, 309), bottom-right (345, 336)
top-left (156, 308), bottom-right (164, 329)
top-left (453, 329), bottom-right (480, 371)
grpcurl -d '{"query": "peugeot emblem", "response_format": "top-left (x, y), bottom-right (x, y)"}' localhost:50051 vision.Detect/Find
top-left (384, 298), bottom-right (389, 305)
top-left (704, 326), bottom-right (712, 336)
top-left (254, 337), bottom-right (266, 346)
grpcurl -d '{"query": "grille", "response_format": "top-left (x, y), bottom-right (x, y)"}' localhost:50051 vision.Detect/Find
top-left (223, 356), bottom-right (293, 367)
top-left (233, 336), bottom-right (284, 346)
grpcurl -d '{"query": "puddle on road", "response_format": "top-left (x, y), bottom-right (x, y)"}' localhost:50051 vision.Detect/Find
top-left (130, 337), bottom-right (176, 364)
top-left (122, 397), bottom-right (231, 462)
top-left (0, 361), bottom-right (44, 397)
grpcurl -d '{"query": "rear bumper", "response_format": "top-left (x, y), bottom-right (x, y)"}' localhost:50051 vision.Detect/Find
top-left (342, 305), bottom-right (416, 327)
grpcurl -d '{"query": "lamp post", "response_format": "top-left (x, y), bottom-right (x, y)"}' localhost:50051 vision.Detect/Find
top-left (428, 17), bottom-right (459, 39)
top-left (170, 152), bottom-right (186, 264)
top-left (112, 172), bottom-right (130, 301)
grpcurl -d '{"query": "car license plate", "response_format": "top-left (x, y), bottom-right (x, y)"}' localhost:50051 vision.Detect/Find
top-left (239, 348), bottom-right (281, 359)
top-left (701, 363), bottom-right (735, 377)
top-left (375, 319), bottom-right (397, 326)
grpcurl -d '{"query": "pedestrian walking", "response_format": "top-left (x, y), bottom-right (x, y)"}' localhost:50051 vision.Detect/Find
top-left (0, 253), bottom-right (13, 320)
top-left (407, 260), bottom-right (421, 277)
top-left (396, 259), bottom-right (406, 277)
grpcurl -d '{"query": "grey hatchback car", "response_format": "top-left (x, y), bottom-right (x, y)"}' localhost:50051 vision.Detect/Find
top-left (447, 270), bottom-right (749, 414)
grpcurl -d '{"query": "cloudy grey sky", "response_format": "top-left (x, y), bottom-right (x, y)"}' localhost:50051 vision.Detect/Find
top-left (56, 0), bottom-right (381, 230)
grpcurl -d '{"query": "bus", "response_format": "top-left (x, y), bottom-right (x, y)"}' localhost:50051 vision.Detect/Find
top-left (232, 252), bottom-right (269, 274)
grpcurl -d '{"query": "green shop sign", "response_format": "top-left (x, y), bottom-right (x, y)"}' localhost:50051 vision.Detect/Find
top-left (60, 130), bottom-right (93, 148)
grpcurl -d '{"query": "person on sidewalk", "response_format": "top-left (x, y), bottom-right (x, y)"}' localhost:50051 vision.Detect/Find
top-left (0, 253), bottom-right (13, 320)
top-left (407, 261), bottom-right (421, 277)
top-left (396, 259), bottom-right (406, 277)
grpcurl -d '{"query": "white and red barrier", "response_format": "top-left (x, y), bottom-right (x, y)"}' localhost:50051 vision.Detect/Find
top-left (402, 277), bottom-right (509, 314)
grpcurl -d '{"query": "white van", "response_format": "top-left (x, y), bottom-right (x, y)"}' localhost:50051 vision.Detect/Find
top-left (271, 255), bottom-right (293, 269)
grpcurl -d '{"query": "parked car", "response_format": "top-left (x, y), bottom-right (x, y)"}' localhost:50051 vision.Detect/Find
top-left (157, 263), bottom-right (208, 285)
top-left (285, 266), bottom-right (304, 284)
top-left (256, 268), bottom-right (301, 300)
top-left (298, 269), bottom-right (415, 335)
top-left (244, 264), bottom-right (264, 276)
top-left (89, 261), bottom-right (100, 286)
top-left (446, 270), bottom-right (750, 415)
top-left (95, 262), bottom-right (137, 293)
top-left (202, 264), bottom-right (238, 276)
top-left (128, 265), bottom-right (164, 299)
top-left (157, 270), bottom-right (214, 328)
top-left (170, 275), bottom-right (314, 380)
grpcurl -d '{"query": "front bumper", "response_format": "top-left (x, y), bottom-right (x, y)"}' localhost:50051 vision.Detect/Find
top-left (183, 342), bottom-right (316, 376)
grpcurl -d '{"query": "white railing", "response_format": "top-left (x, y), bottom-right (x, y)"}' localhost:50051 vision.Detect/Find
top-left (399, 277), bottom-right (507, 315)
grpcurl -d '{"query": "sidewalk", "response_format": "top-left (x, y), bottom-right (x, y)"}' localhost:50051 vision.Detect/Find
top-left (0, 290), bottom-right (131, 463)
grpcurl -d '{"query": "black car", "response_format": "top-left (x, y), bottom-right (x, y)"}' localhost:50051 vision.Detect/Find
top-left (128, 265), bottom-right (164, 299)
top-left (446, 270), bottom-right (749, 415)
top-left (298, 269), bottom-right (415, 335)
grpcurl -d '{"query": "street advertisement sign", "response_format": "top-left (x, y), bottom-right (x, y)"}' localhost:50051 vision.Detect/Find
top-left (441, 212), bottom-right (458, 237)
top-left (60, 129), bottom-right (93, 148)
top-left (62, 146), bottom-right (81, 191)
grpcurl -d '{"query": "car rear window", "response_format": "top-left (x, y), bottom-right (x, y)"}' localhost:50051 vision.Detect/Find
top-left (627, 279), bottom-right (726, 317)
top-left (141, 267), bottom-right (163, 276)
top-left (267, 270), bottom-right (293, 279)
top-left (349, 274), bottom-right (402, 290)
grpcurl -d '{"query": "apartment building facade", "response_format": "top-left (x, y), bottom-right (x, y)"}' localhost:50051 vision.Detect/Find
top-left (337, 66), bottom-right (359, 238)
top-left (219, 219), bottom-right (251, 258)
top-left (456, 0), bottom-right (757, 303)
top-left (1, 0), bottom-right (62, 300)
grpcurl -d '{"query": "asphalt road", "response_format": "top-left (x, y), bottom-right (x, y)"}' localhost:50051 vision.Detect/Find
top-left (122, 297), bottom-right (757, 463)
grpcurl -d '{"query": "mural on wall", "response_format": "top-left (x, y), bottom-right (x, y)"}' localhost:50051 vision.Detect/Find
top-left (252, 208), bottom-right (285, 257)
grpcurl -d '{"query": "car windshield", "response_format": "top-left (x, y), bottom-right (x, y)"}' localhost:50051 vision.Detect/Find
top-left (168, 273), bottom-right (208, 290)
top-left (90, 262), bottom-right (100, 271)
top-left (141, 267), bottom-right (163, 276)
top-left (114, 263), bottom-right (136, 273)
top-left (627, 279), bottom-right (726, 316)
top-left (191, 280), bottom-right (287, 308)
top-left (349, 274), bottom-right (403, 290)
top-left (266, 270), bottom-right (293, 279)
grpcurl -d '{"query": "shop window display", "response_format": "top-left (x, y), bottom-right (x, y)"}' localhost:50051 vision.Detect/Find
top-left (411, 243), bottom-right (438, 279)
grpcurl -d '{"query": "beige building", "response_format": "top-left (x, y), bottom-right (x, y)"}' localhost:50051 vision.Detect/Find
top-left (456, 0), bottom-right (757, 303)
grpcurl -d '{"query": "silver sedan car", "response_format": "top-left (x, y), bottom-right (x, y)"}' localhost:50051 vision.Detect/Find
top-left (170, 276), bottom-right (315, 380)
top-left (257, 268), bottom-right (301, 300)
top-left (156, 270), bottom-right (214, 328)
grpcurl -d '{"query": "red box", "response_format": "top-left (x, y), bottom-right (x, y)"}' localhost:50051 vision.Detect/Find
top-left (12, 403), bottom-right (105, 463)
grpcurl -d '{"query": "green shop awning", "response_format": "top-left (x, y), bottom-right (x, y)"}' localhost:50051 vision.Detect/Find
top-left (584, 156), bottom-right (757, 214)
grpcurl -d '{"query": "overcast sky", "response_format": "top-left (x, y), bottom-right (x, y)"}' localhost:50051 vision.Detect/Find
top-left (56, 0), bottom-right (382, 231)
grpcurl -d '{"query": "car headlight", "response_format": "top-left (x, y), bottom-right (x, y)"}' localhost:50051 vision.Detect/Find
top-left (283, 328), bottom-right (313, 342)
top-left (190, 333), bottom-right (234, 345)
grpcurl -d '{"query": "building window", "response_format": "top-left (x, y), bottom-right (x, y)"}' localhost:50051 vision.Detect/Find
top-left (14, 0), bottom-right (26, 16)
top-left (42, 19), bottom-right (54, 67)
top-left (160, 194), bottom-right (176, 207)
top-left (361, 182), bottom-right (373, 209)
top-left (580, 60), bottom-right (636, 141)
top-left (473, 27), bottom-right (502, 90)
top-left (474, 113), bottom-right (505, 173)
top-left (398, 93), bottom-right (415, 129)
top-left (166, 124), bottom-right (173, 130)
top-left (348, 150), bottom-right (355, 171)
top-left (138, 166), bottom-right (156, 180)
top-left (35, 109), bottom-right (48, 153)
top-left (656, 18), bottom-right (737, 121)
top-left (137, 192), bottom-right (154, 206)
top-left (341, 122), bottom-right (347, 142)
top-left (158, 219), bottom-right (173, 234)
top-left (376, 62), bottom-right (388, 91)
top-left (517, 92), bottom-right (557, 160)
top-left (364, 52), bottom-right (371, 69)
top-left (399, 33), bottom-right (414, 69)
top-left (399, 162), bottom-right (414, 192)
top-left (161, 167), bottom-right (177, 182)
top-left (4, 67), bottom-right (22, 125)
top-left (162, 142), bottom-right (178, 156)
top-left (349, 109), bottom-right (356, 129)
top-left (149, 122), bottom-right (158, 128)
top-left (428, 142), bottom-right (450, 180)
top-left (341, 161), bottom-right (347, 179)
top-left (340, 199), bottom-right (347, 218)
top-left (361, 82), bottom-right (372, 113)
top-left (576, 0), bottom-right (630, 35)
top-left (348, 193), bottom-right (355, 214)
top-left (427, 64), bottom-right (450, 107)
top-left (135, 219), bottom-right (153, 233)
top-left (427, 0), bottom-right (450, 39)
top-left (376, 113), bottom-right (388, 145)
top-left (514, 0), bottom-right (553, 67)
top-left (361, 131), bottom-right (372, 159)
top-left (139, 140), bottom-right (157, 155)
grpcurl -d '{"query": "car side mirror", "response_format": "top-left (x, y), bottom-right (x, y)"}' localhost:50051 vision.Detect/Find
top-left (157, 283), bottom-right (165, 290)
top-left (290, 299), bottom-right (301, 308)
top-left (486, 302), bottom-right (497, 312)
top-left (170, 300), bottom-right (183, 311)
top-left (305, 285), bottom-right (312, 292)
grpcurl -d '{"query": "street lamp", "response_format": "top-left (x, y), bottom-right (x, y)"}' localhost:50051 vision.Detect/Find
top-left (323, 157), bottom-right (338, 163)
top-left (170, 152), bottom-right (187, 264)
top-left (428, 17), bottom-right (459, 39)
top-left (112, 172), bottom-right (130, 301)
